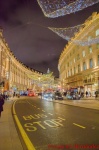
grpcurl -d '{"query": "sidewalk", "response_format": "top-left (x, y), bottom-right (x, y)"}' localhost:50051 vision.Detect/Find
top-left (0, 98), bottom-right (23, 150)
top-left (0, 97), bottom-right (99, 150)
top-left (53, 97), bottom-right (99, 110)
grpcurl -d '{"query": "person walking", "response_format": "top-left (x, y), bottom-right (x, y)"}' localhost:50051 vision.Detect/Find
top-left (95, 91), bottom-right (98, 99)
top-left (86, 91), bottom-right (88, 98)
top-left (0, 94), bottom-right (4, 117)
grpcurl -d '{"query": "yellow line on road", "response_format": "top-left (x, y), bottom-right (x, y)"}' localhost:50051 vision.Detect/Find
top-left (13, 100), bottom-right (36, 150)
top-left (73, 123), bottom-right (86, 129)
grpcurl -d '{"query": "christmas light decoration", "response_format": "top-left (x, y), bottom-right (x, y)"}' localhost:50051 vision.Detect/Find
top-left (48, 24), bottom-right (85, 41)
top-left (37, 0), bottom-right (99, 18)
top-left (73, 36), bottom-right (99, 46)
top-left (48, 13), bottom-right (99, 46)
top-left (27, 71), bottom-right (54, 86)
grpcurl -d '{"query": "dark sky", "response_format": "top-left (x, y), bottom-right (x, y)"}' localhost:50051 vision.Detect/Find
top-left (0, 0), bottom-right (99, 77)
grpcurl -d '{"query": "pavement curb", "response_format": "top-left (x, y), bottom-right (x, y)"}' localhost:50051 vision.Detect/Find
top-left (49, 100), bottom-right (99, 111)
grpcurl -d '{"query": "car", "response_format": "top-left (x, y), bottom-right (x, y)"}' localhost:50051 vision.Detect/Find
top-left (53, 92), bottom-right (63, 100)
top-left (66, 94), bottom-right (73, 100)
top-left (42, 92), bottom-right (53, 100)
top-left (66, 93), bottom-right (81, 100)
top-left (28, 90), bottom-right (36, 97)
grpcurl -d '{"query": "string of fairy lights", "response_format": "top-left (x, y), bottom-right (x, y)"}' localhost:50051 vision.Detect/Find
top-left (28, 72), bottom-right (54, 87)
top-left (37, 0), bottom-right (99, 18)
top-left (48, 24), bottom-right (85, 41)
top-left (48, 17), bottom-right (99, 46)
top-left (4, 1), bottom-right (98, 87)
top-left (74, 36), bottom-right (99, 46)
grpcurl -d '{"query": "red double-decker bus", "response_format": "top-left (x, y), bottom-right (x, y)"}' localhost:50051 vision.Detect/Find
top-left (28, 90), bottom-right (36, 97)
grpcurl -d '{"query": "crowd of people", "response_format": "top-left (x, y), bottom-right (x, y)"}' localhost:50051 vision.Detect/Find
top-left (63, 90), bottom-right (99, 100)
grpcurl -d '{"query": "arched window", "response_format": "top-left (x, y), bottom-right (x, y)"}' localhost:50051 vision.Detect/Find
top-left (83, 62), bottom-right (86, 70)
top-left (98, 55), bottom-right (99, 65)
top-left (96, 29), bottom-right (99, 36)
top-left (78, 64), bottom-right (80, 72)
top-left (74, 67), bottom-right (76, 74)
top-left (89, 58), bottom-right (93, 68)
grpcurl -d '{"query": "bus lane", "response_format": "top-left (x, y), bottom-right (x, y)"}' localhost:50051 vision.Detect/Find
top-left (14, 98), bottom-right (99, 150)
top-left (13, 99), bottom-right (68, 150)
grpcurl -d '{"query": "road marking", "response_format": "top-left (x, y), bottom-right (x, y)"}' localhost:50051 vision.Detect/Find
top-left (58, 117), bottom-right (65, 121)
top-left (23, 114), bottom-right (48, 120)
top-left (48, 113), bottom-right (53, 115)
top-left (13, 100), bottom-right (36, 150)
top-left (24, 117), bottom-right (65, 131)
top-left (73, 123), bottom-right (86, 129)
top-left (42, 110), bottom-right (45, 112)
top-left (24, 121), bottom-right (46, 131)
top-left (44, 120), bottom-right (60, 127)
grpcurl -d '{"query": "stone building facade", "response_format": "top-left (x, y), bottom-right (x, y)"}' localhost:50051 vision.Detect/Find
top-left (0, 28), bottom-right (43, 95)
top-left (58, 12), bottom-right (99, 96)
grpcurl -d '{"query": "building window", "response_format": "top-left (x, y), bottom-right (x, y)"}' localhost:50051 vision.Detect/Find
top-left (77, 54), bottom-right (80, 60)
top-left (78, 64), bottom-right (80, 72)
top-left (96, 29), bottom-right (99, 36)
top-left (68, 71), bottom-right (69, 77)
top-left (82, 51), bottom-right (85, 57)
top-left (69, 70), bottom-right (71, 76)
top-left (98, 55), bottom-right (99, 65)
top-left (89, 58), bottom-right (93, 68)
top-left (74, 67), bottom-right (76, 74)
top-left (83, 62), bottom-right (86, 70)
top-left (70, 61), bottom-right (72, 66)
top-left (67, 72), bottom-right (68, 77)
top-left (67, 62), bottom-right (69, 67)
top-left (89, 46), bottom-right (92, 53)
top-left (71, 69), bottom-right (72, 76)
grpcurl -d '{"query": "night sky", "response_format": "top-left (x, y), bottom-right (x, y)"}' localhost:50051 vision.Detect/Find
top-left (0, 0), bottom-right (99, 77)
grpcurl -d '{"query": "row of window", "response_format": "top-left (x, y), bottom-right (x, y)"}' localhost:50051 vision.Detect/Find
top-left (65, 43), bottom-right (99, 64)
top-left (67, 56), bottom-right (99, 77)
top-left (66, 44), bottom-right (99, 68)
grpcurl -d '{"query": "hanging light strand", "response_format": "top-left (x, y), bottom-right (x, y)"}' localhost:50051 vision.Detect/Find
top-left (37, 0), bottom-right (99, 18)
top-left (48, 13), bottom-right (99, 46)
top-left (48, 24), bottom-right (85, 41)
top-left (73, 36), bottom-right (99, 46)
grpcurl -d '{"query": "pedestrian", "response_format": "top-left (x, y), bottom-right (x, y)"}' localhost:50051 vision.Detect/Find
top-left (0, 94), bottom-right (4, 117)
top-left (86, 91), bottom-right (88, 98)
top-left (95, 91), bottom-right (98, 99)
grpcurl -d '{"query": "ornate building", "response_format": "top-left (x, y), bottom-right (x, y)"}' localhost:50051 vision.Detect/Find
top-left (58, 12), bottom-right (99, 96)
top-left (0, 28), bottom-right (43, 95)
